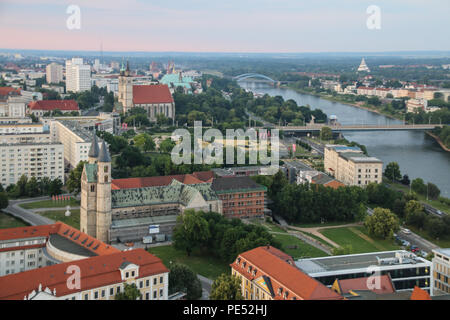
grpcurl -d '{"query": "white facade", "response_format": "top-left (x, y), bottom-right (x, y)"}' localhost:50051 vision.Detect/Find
top-left (46, 63), bottom-right (63, 84)
top-left (0, 142), bottom-right (64, 187)
top-left (65, 58), bottom-right (91, 93)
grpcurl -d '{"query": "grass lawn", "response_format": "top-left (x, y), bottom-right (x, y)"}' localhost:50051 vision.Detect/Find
top-left (272, 233), bottom-right (329, 259)
top-left (148, 245), bottom-right (229, 280)
top-left (37, 209), bottom-right (80, 229)
top-left (320, 226), bottom-right (399, 254)
top-left (0, 211), bottom-right (28, 229)
top-left (20, 198), bottom-right (80, 210)
top-left (296, 230), bottom-right (333, 247)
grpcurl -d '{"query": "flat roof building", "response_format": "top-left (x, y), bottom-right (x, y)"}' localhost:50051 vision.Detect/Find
top-left (296, 250), bottom-right (432, 294)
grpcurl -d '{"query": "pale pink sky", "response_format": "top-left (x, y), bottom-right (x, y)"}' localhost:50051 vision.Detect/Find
top-left (0, 0), bottom-right (449, 52)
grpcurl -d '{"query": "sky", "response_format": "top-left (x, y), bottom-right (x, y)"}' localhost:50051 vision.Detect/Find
top-left (0, 0), bottom-right (449, 53)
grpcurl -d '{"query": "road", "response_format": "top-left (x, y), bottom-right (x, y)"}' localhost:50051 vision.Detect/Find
top-left (197, 275), bottom-right (213, 300)
top-left (398, 229), bottom-right (439, 254)
top-left (297, 136), bottom-right (325, 155)
top-left (4, 196), bottom-right (55, 226)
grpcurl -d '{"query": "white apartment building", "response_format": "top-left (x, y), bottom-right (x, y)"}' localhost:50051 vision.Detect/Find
top-left (46, 62), bottom-right (63, 84)
top-left (65, 58), bottom-right (91, 93)
top-left (324, 145), bottom-right (383, 186)
top-left (50, 119), bottom-right (97, 168)
top-left (0, 142), bottom-right (64, 187)
top-left (0, 96), bottom-right (27, 118)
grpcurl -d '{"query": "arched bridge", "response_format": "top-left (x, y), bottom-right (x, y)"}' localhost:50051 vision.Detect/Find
top-left (233, 73), bottom-right (277, 83)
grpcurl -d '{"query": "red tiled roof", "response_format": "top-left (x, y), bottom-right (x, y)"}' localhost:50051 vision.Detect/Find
top-left (28, 100), bottom-right (79, 111)
top-left (0, 222), bottom-right (119, 257)
top-left (336, 275), bottom-right (395, 295)
top-left (0, 86), bottom-right (21, 97)
top-left (232, 246), bottom-right (343, 300)
top-left (323, 180), bottom-right (346, 189)
top-left (410, 286), bottom-right (431, 300)
top-left (132, 84), bottom-right (173, 104)
top-left (0, 248), bottom-right (169, 300)
top-left (111, 171), bottom-right (214, 190)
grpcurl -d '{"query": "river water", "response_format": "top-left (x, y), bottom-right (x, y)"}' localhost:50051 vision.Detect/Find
top-left (239, 82), bottom-right (450, 197)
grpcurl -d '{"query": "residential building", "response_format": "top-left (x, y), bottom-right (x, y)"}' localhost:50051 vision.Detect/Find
top-left (211, 176), bottom-right (266, 219)
top-left (231, 246), bottom-right (343, 300)
top-left (324, 145), bottom-right (383, 186)
top-left (49, 119), bottom-right (96, 168)
top-left (296, 250), bottom-right (433, 294)
top-left (0, 223), bottom-right (168, 300)
top-left (3, 95), bottom-right (27, 118)
top-left (0, 142), bottom-right (64, 187)
top-left (0, 123), bottom-right (51, 145)
top-left (46, 62), bottom-right (63, 84)
top-left (118, 62), bottom-right (175, 122)
top-left (28, 100), bottom-right (79, 117)
top-left (406, 98), bottom-right (427, 113)
top-left (432, 248), bottom-right (450, 296)
top-left (65, 58), bottom-right (91, 93)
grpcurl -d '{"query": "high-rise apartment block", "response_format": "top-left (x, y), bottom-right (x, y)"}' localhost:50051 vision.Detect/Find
top-left (65, 58), bottom-right (91, 93)
top-left (45, 63), bottom-right (63, 84)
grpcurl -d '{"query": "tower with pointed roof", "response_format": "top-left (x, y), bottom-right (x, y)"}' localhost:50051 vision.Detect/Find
top-left (118, 60), bottom-right (133, 113)
top-left (80, 137), bottom-right (112, 242)
top-left (357, 58), bottom-right (370, 72)
top-left (95, 141), bottom-right (112, 243)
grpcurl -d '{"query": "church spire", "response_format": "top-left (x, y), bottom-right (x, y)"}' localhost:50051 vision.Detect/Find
top-left (98, 141), bottom-right (111, 163)
top-left (88, 132), bottom-right (99, 163)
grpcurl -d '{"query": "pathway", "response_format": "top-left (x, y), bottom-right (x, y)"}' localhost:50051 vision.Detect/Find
top-left (288, 223), bottom-right (362, 248)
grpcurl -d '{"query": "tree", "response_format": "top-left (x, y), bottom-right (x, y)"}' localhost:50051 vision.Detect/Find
top-left (364, 207), bottom-right (399, 239)
top-left (114, 283), bottom-right (142, 300)
top-left (425, 216), bottom-right (446, 239)
top-left (66, 161), bottom-right (86, 195)
top-left (404, 200), bottom-right (426, 228)
top-left (400, 174), bottom-right (410, 186)
top-left (16, 175), bottom-right (28, 197)
top-left (0, 192), bottom-right (9, 209)
top-left (49, 178), bottom-right (63, 196)
top-left (168, 263), bottom-right (202, 300)
top-left (320, 126), bottom-right (333, 141)
top-left (411, 178), bottom-right (426, 195)
top-left (133, 133), bottom-right (155, 152)
top-left (384, 162), bottom-right (401, 182)
top-left (427, 183), bottom-right (440, 200)
top-left (173, 210), bottom-right (210, 256)
top-left (159, 138), bottom-right (176, 153)
top-left (210, 274), bottom-right (243, 300)
top-left (25, 176), bottom-right (39, 197)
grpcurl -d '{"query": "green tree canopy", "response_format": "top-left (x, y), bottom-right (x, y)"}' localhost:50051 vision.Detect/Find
top-left (210, 274), bottom-right (243, 300)
top-left (114, 283), bottom-right (142, 300)
top-left (173, 210), bottom-right (211, 256)
top-left (384, 162), bottom-right (402, 182)
top-left (133, 133), bottom-right (155, 152)
top-left (168, 263), bottom-right (202, 300)
top-left (66, 161), bottom-right (86, 195)
top-left (364, 207), bottom-right (400, 239)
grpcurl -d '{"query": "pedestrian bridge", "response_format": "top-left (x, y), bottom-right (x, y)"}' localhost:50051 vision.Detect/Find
top-left (259, 123), bottom-right (445, 132)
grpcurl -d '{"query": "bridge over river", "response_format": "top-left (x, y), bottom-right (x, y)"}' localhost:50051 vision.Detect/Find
top-left (257, 123), bottom-right (445, 133)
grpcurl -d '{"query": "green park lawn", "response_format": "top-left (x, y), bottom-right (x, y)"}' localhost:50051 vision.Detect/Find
top-left (148, 245), bottom-right (229, 280)
top-left (20, 198), bottom-right (80, 210)
top-left (0, 212), bottom-right (28, 229)
top-left (271, 233), bottom-right (329, 259)
top-left (320, 226), bottom-right (400, 254)
top-left (37, 209), bottom-right (80, 229)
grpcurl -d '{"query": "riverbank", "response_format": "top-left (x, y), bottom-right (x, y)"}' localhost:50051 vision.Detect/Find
top-left (425, 131), bottom-right (450, 152)
top-left (283, 85), bottom-right (403, 121)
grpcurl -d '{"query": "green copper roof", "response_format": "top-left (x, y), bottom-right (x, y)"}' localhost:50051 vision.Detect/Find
top-left (160, 73), bottom-right (193, 89)
top-left (111, 182), bottom-right (217, 209)
top-left (84, 163), bottom-right (97, 183)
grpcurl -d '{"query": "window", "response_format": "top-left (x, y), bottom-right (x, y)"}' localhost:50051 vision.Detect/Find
top-left (159, 288), bottom-right (163, 297)
top-left (104, 176), bottom-right (108, 183)
top-left (126, 272), bottom-right (129, 278)
top-left (94, 291), bottom-right (98, 299)
top-left (90, 185), bottom-right (95, 192)
top-left (104, 166), bottom-right (108, 172)
top-left (101, 290), bottom-right (105, 298)
top-left (84, 294), bottom-right (89, 300)
top-left (110, 288), bottom-right (114, 296)
top-left (153, 290), bottom-right (157, 299)
top-left (146, 279), bottom-right (150, 287)
top-left (154, 278), bottom-right (157, 285)
top-left (146, 292), bottom-right (150, 300)
top-left (160, 276), bottom-right (163, 284)
top-left (140, 281), bottom-right (143, 289)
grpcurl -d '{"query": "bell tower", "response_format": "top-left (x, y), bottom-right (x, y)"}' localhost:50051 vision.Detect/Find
top-left (118, 60), bottom-right (133, 113)
top-left (96, 141), bottom-right (112, 243)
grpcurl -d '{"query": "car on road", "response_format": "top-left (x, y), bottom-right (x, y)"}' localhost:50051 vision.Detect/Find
top-left (401, 240), bottom-right (410, 247)
top-left (436, 210), bottom-right (443, 216)
top-left (411, 245), bottom-right (419, 253)
top-left (401, 228), bottom-right (411, 234)
top-left (418, 250), bottom-right (428, 257)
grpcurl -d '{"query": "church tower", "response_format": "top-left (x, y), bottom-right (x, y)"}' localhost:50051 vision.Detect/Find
top-left (118, 61), bottom-right (133, 113)
top-left (95, 141), bottom-right (112, 243)
top-left (80, 136), bottom-right (100, 237)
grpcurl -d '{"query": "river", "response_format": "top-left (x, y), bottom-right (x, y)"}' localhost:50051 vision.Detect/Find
top-left (239, 82), bottom-right (450, 197)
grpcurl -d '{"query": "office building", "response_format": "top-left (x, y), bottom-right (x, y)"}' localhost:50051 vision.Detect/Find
top-left (324, 145), bottom-right (383, 186)
top-left (46, 62), bottom-right (63, 84)
top-left (296, 250), bottom-right (432, 294)
top-left (432, 248), bottom-right (450, 296)
top-left (65, 58), bottom-right (91, 93)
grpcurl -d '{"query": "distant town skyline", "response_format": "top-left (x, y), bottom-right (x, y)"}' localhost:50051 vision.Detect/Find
top-left (0, 0), bottom-right (449, 53)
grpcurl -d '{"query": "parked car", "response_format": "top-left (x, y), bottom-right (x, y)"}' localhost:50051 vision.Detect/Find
top-left (411, 245), bottom-right (419, 253)
top-left (419, 250), bottom-right (428, 257)
top-left (401, 228), bottom-right (411, 234)
top-left (401, 240), bottom-right (410, 247)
